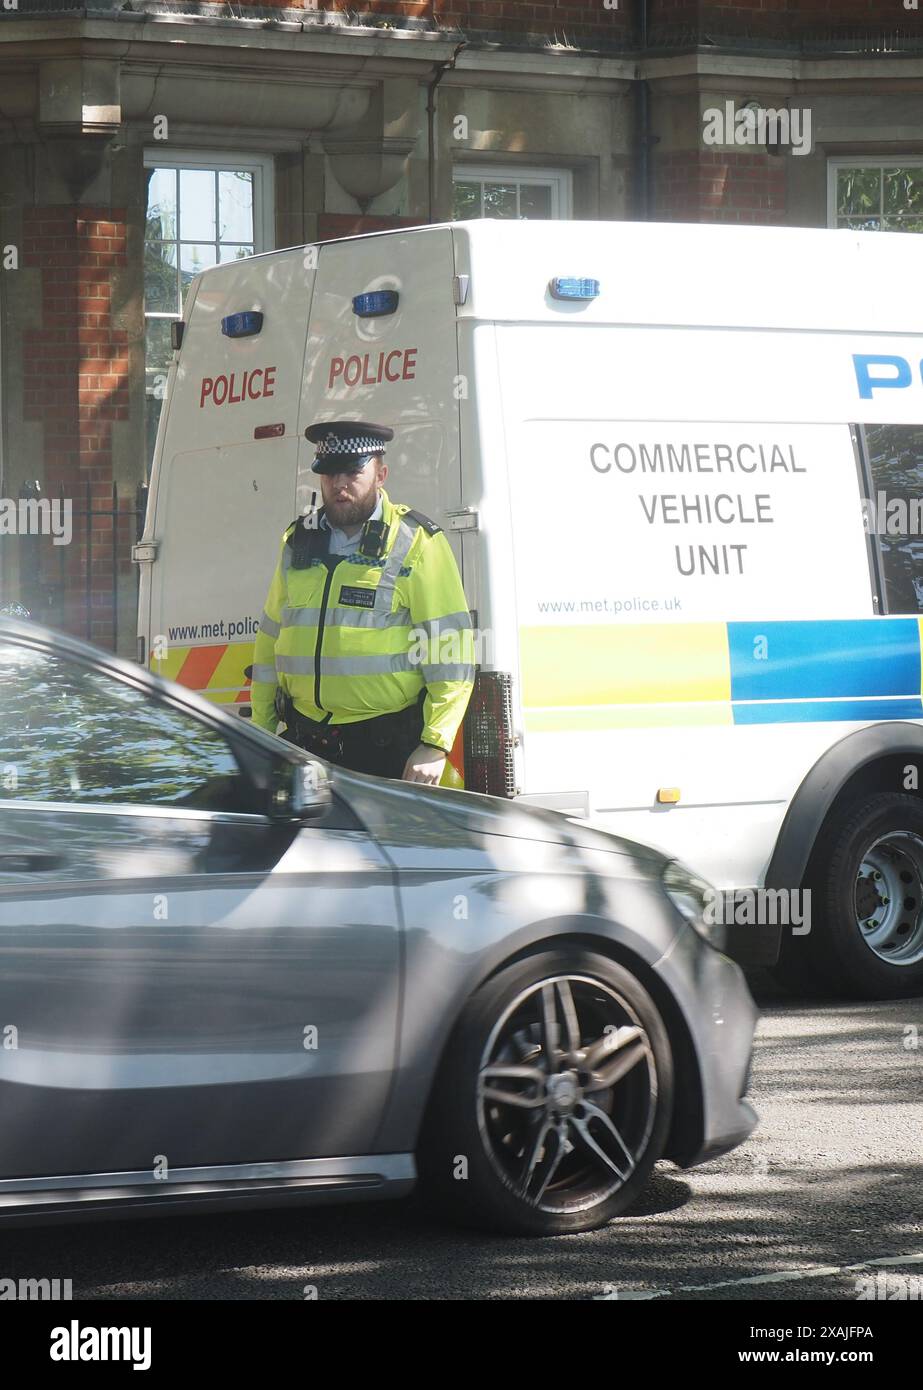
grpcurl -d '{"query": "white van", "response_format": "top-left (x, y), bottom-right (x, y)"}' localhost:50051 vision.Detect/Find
top-left (137, 219), bottom-right (923, 999)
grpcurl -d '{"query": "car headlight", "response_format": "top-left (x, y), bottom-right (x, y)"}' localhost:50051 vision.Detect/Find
top-left (661, 860), bottom-right (726, 950)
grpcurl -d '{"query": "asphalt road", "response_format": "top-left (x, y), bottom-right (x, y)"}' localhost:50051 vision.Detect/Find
top-left (4, 977), bottom-right (923, 1302)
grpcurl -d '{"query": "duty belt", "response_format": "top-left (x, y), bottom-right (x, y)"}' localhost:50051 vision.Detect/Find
top-left (277, 689), bottom-right (423, 748)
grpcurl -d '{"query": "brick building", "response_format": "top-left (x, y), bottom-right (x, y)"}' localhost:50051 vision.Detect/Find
top-left (1, 0), bottom-right (921, 652)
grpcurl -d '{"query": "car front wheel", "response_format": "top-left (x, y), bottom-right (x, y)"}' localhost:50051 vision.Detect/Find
top-left (418, 948), bottom-right (674, 1237)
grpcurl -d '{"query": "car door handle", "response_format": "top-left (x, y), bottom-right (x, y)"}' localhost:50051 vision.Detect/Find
top-left (0, 853), bottom-right (66, 873)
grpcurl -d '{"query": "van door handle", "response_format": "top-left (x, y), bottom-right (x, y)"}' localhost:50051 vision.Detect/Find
top-left (0, 853), bottom-right (66, 873)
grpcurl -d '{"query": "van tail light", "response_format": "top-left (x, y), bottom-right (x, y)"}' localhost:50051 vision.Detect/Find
top-left (463, 671), bottom-right (516, 798)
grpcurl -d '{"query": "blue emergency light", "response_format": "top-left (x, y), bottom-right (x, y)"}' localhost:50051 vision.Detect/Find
top-left (352, 290), bottom-right (399, 317)
top-left (549, 277), bottom-right (600, 301)
top-left (221, 311), bottom-right (264, 338)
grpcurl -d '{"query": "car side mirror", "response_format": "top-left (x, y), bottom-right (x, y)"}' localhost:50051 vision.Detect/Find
top-left (272, 759), bottom-right (332, 821)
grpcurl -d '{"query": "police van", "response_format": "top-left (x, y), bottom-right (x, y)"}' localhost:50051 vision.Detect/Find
top-left (137, 219), bottom-right (923, 999)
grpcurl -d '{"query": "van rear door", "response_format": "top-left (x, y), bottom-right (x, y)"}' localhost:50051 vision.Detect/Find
top-left (296, 229), bottom-right (462, 532)
top-left (143, 250), bottom-right (314, 707)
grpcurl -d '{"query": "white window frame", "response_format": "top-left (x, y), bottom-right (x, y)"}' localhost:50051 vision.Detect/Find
top-left (827, 156), bottom-right (923, 230)
top-left (142, 149), bottom-right (275, 325)
top-left (452, 163), bottom-right (573, 219)
top-left (141, 151), bottom-right (274, 471)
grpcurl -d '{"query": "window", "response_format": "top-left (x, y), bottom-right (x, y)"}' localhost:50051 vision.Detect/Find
top-left (858, 424), bottom-right (923, 615)
top-left (0, 644), bottom-right (247, 812)
top-left (829, 160), bottom-right (923, 232)
top-left (143, 152), bottom-right (274, 470)
top-left (452, 165), bottom-right (572, 220)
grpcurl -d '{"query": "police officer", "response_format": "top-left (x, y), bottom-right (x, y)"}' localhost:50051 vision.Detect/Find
top-left (250, 421), bottom-right (475, 785)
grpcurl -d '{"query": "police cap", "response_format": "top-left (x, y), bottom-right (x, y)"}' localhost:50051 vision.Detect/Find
top-left (304, 420), bottom-right (394, 475)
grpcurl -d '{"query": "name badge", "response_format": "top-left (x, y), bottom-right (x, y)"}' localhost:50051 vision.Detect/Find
top-left (339, 585), bottom-right (377, 609)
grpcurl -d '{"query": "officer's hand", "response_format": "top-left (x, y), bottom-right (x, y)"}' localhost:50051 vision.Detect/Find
top-left (402, 744), bottom-right (446, 785)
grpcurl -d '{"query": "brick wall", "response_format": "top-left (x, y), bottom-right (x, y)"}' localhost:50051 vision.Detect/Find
top-left (138, 1), bottom-right (916, 44)
top-left (788, 0), bottom-right (906, 23)
top-left (22, 207), bottom-right (131, 646)
top-left (655, 150), bottom-right (787, 224)
top-left (651, 0), bottom-right (912, 43)
top-left (434, 1), bottom-right (631, 41)
top-left (143, 0), bottom-right (633, 44)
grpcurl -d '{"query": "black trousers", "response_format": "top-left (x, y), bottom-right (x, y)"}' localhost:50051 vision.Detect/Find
top-left (281, 695), bottom-right (425, 779)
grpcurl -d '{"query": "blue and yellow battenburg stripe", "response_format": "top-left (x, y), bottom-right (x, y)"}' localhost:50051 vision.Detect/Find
top-left (520, 619), bottom-right (923, 731)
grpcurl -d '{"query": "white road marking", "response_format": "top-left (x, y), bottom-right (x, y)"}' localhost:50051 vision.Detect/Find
top-left (596, 1251), bottom-right (923, 1300)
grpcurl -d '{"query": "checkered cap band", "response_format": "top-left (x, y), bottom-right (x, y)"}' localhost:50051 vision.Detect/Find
top-left (315, 432), bottom-right (384, 458)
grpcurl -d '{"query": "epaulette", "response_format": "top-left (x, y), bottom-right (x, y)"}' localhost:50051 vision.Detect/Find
top-left (402, 507), bottom-right (442, 537)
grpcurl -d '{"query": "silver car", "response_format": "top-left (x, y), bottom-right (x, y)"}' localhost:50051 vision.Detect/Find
top-left (0, 618), bottom-right (757, 1237)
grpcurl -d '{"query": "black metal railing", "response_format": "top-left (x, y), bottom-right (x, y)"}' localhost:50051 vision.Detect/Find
top-left (0, 477), bottom-right (148, 655)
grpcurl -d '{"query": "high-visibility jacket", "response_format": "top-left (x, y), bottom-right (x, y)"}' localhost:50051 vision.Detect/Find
top-left (250, 489), bottom-right (475, 751)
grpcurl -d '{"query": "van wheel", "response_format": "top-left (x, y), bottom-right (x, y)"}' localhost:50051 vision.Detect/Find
top-left (782, 794), bottom-right (923, 999)
top-left (416, 949), bottom-right (673, 1237)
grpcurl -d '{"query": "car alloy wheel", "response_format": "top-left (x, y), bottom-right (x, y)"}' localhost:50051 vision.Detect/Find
top-left (418, 949), bottom-right (674, 1236)
top-left (477, 974), bottom-right (657, 1215)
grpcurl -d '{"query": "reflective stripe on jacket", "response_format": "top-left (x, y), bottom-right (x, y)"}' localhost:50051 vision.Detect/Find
top-left (250, 489), bottom-right (475, 752)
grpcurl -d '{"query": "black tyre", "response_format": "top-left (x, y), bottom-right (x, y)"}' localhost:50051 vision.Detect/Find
top-left (417, 948), bottom-right (674, 1237)
top-left (776, 793), bottom-right (923, 1000)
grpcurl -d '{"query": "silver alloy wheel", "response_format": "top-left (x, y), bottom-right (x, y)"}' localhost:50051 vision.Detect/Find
top-left (476, 974), bottom-right (657, 1215)
top-left (855, 832), bottom-right (923, 966)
